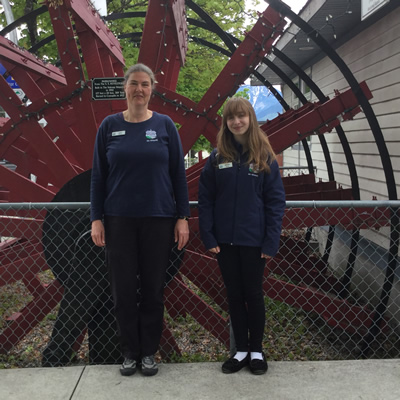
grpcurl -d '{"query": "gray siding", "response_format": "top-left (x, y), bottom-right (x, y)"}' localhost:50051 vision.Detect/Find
top-left (282, 7), bottom-right (400, 201)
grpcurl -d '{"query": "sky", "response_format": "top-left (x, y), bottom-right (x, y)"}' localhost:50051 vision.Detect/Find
top-left (249, 0), bottom-right (308, 15)
top-left (243, 0), bottom-right (308, 86)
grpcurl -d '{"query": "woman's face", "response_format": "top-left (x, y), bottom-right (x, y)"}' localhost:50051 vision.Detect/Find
top-left (226, 110), bottom-right (250, 139)
top-left (124, 71), bottom-right (152, 108)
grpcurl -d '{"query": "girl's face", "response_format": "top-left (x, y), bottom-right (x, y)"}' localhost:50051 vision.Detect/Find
top-left (124, 71), bottom-right (152, 108)
top-left (226, 110), bottom-right (250, 140)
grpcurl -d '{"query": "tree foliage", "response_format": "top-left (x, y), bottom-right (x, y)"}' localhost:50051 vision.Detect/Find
top-left (0, 0), bottom-right (260, 151)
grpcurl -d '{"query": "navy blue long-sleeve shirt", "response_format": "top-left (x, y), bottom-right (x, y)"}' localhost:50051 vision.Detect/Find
top-left (198, 148), bottom-right (285, 257)
top-left (90, 111), bottom-right (189, 221)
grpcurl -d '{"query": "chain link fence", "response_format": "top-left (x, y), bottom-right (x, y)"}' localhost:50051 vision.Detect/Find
top-left (0, 201), bottom-right (399, 368)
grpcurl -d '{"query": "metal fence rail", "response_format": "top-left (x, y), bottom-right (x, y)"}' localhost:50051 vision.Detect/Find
top-left (0, 201), bottom-right (399, 368)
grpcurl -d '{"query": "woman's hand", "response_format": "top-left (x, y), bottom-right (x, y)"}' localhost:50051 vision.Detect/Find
top-left (261, 253), bottom-right (271, 259)
top-left (174, 219), bottom-right (189, 250)
top-left (91, 220), bottom-right (106, 247)
top-left (209, 246), bottom-right (220, 254)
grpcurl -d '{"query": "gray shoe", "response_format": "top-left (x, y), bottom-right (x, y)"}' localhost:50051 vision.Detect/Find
top-left (120, 358), bottom-right (137, 376)
top-left (141, 355), bottom-right (158, 376)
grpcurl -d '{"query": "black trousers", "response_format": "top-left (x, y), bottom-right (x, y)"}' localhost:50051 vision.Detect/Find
top-left (104, 216), bottom-right (175, 360)
top-left (217, 244), bottom-right (266, 353)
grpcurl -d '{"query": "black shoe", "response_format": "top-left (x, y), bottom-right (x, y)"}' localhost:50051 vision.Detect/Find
top-left (141, 355), bottom-right (158, 376)
top-left (120, 358), bottom-right (137, 376)
top-left (249, 353), bottom-right (268, 375)
top-left (222, 354), bottom-right (249, 374)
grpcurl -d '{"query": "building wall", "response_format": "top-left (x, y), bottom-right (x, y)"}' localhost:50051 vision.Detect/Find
top-left (282, 7), bottom-right (400, 201)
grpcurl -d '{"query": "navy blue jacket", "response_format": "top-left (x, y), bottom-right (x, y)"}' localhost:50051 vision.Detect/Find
top-left (90, 112), bottom-right (189, 221)
top-left (198, 147), bottom-right (285, 257)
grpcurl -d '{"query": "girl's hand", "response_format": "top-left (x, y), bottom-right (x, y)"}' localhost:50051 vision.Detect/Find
top-left (261, 253), bottom-right (271, 259)
top-left (209, 246), bottom-right (220, 254)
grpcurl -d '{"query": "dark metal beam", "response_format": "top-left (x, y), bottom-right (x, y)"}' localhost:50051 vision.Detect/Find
top-left (270, 47), bottom-right (335, 181)
top-left (186, 0), bottom-right (237, 53)
top-left (0, 5), bottom-right (47, 37)
top-left (266, 0), bottom-right (397, 200)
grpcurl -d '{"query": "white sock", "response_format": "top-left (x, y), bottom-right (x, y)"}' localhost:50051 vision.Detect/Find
top-left (233, 351), bottom-right (248, 361)
top-left (251, 352), bottom-right (263, 360)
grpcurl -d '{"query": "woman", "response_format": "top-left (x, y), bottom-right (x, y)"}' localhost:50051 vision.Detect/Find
top-left (198, 97), bottom-right (285, 375)
top-left (90, 63), bottom-right (190, 377)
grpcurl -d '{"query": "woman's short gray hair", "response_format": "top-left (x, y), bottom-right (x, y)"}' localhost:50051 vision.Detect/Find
top-left (124, 63), bottom-right (156, 88)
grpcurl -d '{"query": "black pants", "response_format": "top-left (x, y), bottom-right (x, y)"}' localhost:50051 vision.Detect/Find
top-left (104, 216), bottom-right (175, 360)
top-left (217, 244), bottom-right (266, 353)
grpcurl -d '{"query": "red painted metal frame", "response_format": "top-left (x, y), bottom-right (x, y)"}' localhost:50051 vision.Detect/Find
top-left (164, 276), bottom-right (230, 347)
top-left (0, 36), bottom-right (66, 85)
top-left (283, 207), bottom-right (392, 231)
top-left (174, 8), bottom-right (286, 153)
top-left (170, 0), bottom-right (188, 66)
top-left (0, 0), bottom-right (127, 200)
top-left (139, 0), bottom-right (187, 90)
top-left (0, 279), bottom-right (63, 353)
top-left (0, 0), bottom-right (386, 357)
top-left (185, 82), bottom-right (372, 199)
top-left (0, 78), bottom-right (78, 187)
top-left (0, 0), bottom-right (128, 352)
top-left (266, 81), bottom-right (372, 152)
top-left (187, 218), bottom-right (390, 338)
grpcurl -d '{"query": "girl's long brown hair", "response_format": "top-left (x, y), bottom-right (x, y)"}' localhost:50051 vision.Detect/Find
top-left (216, 97), bottom-right (276, 173)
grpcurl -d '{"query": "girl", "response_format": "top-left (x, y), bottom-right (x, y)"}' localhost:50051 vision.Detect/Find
top-left (199, 97), bottom-right (285, 375)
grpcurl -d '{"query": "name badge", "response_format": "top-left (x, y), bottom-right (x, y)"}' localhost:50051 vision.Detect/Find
top-left (112, 130), bottom-right (126, 136)
top-left (219, 162), bottom-right (233, 169)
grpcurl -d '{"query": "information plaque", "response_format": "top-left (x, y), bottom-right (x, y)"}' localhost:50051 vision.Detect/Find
top-left (92, 77), bottom-right (125, 100)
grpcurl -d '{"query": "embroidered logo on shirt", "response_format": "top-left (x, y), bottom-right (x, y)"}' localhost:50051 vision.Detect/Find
top-left (112, 130), bottom-right (126, 136)
top-left (145, 130), bottom-right (157, 140)
top-left (249, 163), bottom-right (259, 177)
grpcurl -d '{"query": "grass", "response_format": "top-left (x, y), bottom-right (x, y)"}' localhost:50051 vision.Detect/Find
top-left (1, 266), bottom-right (400, 367)
top-left (0, 282), bottom-right (33, 330)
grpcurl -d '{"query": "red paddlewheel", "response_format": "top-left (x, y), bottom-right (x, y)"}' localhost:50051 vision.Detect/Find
top-left (0, 0), bottom-right (380, 360)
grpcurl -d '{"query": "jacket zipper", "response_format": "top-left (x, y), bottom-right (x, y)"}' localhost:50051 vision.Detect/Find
top-left (231, 155), bottom-right (241, 245)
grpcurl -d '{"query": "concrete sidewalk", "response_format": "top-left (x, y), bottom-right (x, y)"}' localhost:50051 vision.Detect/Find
top-left (1, 359), bottom-right (399, 400)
